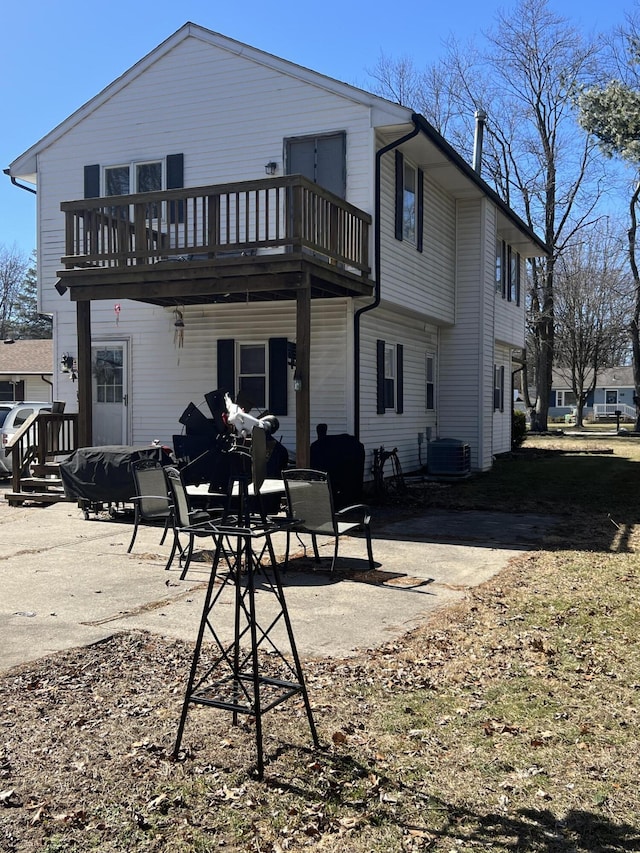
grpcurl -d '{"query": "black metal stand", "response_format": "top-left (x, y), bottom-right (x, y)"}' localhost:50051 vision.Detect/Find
top-left (173, 473), bottom-right (319, 779)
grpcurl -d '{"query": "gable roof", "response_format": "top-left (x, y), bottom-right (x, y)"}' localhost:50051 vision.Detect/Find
top-left (9, 22), bottom-right (408, 180)
top-left (552, 366), bottom-right (634, 389)
top-left (0, 339), bottom-right (53, 375)
top-left (8, 22), bottom-right (548, 258)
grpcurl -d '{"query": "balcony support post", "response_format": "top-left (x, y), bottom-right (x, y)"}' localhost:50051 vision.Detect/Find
top-left (77, 300), bottom-right (93, 447)
top-left (295, 276), bottom-right (311, 468)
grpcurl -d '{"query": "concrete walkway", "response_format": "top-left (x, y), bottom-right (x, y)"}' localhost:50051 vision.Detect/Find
top-left (0, 492), bottom-right (557, 673)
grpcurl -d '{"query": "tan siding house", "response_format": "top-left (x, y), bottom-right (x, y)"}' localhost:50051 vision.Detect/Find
top-left (0, 339), bottom-right (53, 403)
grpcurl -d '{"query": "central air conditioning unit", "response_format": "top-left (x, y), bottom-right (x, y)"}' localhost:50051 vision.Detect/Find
top-left (427, 438), bottom-right (471, 477)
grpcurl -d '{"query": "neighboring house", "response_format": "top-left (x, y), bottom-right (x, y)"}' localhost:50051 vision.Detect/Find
top-left (0, 339), bottom-right (53, 402)
top-left (7, 23), bottom-right (547, 474)
top-left (550, 366), bottom-right (636, 421)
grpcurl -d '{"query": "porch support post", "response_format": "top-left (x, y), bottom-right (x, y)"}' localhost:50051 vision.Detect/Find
top-left (76, 300), bottom-right (93, 447)
top-left (295, 277), bottom-right (311, 467)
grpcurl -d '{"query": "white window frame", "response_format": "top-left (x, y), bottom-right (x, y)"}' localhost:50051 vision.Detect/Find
top-left (104, 159), bottom-right (164, 195)
top-left (509, 247), bottom-right (521, 304)
top-left (237, 342), bottom-right (267, 410)
top-left (426, 353), bottom-right (436, 411)
top-left (104, 159), bottom-right (165, 221)
top-left (494, 364), bottom-right (505, 412)
top-left (556, 390), bottom-right (577, 407)
top-left (384, 343), bottom-right (396, 410)
top-left (402, 160), bottom-right (417, 244)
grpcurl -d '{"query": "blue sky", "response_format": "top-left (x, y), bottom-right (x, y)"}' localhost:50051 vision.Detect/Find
top-left (0, 0), bottom-right (633, 257)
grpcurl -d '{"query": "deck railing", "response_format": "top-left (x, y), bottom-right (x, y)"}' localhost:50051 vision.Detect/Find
top-left (61, 175), bottom-right (371, 276)
top-left (592, 403), bottom-right (636, 421)
top-left (7, 411), bottom-right (79, 494)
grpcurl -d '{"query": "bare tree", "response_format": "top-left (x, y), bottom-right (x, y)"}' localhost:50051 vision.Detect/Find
top-left (368, 0), bottom-right (604, 431)
top-left (0, 244), bottom-right (29, 340)
top-left (554, 226), bottom-right (630, 425)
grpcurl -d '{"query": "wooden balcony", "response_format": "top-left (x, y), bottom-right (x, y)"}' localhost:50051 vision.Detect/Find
top-left (58, 175), bottom-right (373, 306)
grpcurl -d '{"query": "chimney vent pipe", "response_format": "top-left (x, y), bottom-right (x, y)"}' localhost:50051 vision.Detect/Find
top-left (472, 109), bottom-right (487, 175)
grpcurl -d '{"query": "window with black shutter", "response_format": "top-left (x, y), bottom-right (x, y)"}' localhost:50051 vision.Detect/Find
top-left (394, 151), bottom-right (424, 251)
top-left (377, 340), bottom-right (404, 414)
top-left (217, 338), bottom-right (288, 415)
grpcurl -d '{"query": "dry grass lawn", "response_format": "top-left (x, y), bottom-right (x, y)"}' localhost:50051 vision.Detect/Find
top-left (1, 434), bottom-right (639, 852)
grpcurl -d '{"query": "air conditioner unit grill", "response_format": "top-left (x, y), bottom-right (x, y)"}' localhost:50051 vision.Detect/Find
top-left (427, 438), bottom-right (471, 476)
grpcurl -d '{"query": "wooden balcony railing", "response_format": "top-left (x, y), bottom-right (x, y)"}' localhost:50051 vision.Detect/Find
top-left (7, 411), bottom-right (79, 496)
top-left (61, 175), bottom-right (371, 277)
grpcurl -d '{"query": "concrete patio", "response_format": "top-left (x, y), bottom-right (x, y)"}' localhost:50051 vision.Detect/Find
top-left (0, 489), bottom-right (558, 673)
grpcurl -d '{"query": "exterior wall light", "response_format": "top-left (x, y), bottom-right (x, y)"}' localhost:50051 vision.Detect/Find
top-left (265, 162), bottom-right (277, 175)
top-left (60, 353), bottom-right (75, 373)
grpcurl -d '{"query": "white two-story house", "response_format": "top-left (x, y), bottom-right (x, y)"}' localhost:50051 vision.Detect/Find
top-left (7, 22), bottom-right (547, 475)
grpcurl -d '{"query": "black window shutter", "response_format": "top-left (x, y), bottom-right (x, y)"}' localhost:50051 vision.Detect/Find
top-left (217, 339), bottom-right (235, 396)
top-left (166, 153), bottom-right (184, 224)
top-left (84, 164), bottom-right (100, 198)
top-left (376, 339), bottom-right (386, 414)
top-left (416, 168), bottom-right (424, 253)
top-left (268, 337), bottom-right (288, 416)
top-left (396, 344), bottom-right (404, 413)
top-left (394, 151), bottom-right (404, 241)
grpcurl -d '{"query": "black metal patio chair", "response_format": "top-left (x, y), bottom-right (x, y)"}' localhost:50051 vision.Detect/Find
top-left (127, 459), bottom-right (172, 554)
top-left (282, 468), bottom-right (375, 572)
top-left (164, 465), bottom-right (225, 579)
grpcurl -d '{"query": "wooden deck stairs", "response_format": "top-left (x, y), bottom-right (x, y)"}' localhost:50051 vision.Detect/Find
top-left (4, 411), bottom-right (79, 506)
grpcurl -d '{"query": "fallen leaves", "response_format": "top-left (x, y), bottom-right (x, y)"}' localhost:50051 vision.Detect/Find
top-left (483, 719), bottom-right (522, 737)
top-left (0, 788), bottom-right (21, 807)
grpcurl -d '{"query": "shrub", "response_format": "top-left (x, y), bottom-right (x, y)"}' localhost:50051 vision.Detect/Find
top-left (512, 409), bottom-right (527, 449)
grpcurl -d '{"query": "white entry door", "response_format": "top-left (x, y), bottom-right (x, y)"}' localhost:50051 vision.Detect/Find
top-left (92, 342), bottom-right (128, 446)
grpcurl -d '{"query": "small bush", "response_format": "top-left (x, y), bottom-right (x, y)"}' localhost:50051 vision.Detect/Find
top-left (512, 409), bottom-right (527, 449)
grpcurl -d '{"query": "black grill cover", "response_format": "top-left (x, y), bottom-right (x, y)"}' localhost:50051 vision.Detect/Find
top-left (59, 445), bottom-right (172, 503)
top-left (310, 433), bottom-right (365, 509)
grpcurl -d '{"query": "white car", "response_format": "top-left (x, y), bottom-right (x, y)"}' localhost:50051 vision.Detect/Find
top-left (0, 401), bottom-right (52, 477)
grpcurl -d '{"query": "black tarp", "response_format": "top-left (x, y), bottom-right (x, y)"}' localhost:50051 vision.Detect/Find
top-left (59, 445), bottom-right (173, 504)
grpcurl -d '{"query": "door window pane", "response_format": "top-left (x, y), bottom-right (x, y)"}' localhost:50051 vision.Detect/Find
top-left (94, 348), bottom-right (123, 404)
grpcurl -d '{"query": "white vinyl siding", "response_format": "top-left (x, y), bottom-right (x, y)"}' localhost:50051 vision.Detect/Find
top-left (54, 299), bottom-right (353, 455)
top-left (439, 198), bottom-right (496, 471)
top-left (10, 376), bottom-right (52, 401)
top-left (494, 251), bottom-right (526, 348)
top-left (378, 143), bottom-right (456, 322)
top-left (360, 306), bottom-right (438, 474)
top-left (493, 344), bottom-right (513, 454)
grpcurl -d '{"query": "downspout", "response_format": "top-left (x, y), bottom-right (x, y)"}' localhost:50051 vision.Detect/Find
top-left (41, 374), bottom-right (54, 403)
top-left (3, 169), bottom-right (37, 195)
top-left (353, 118), bottom-right (421, 439)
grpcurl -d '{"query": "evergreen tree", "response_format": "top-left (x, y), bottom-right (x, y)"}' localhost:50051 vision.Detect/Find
top-left (10, 253), bottom-right (52, 339)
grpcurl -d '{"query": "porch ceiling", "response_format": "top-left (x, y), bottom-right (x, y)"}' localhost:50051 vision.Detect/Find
top-left (57, 253), bottom-right (374, 306)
